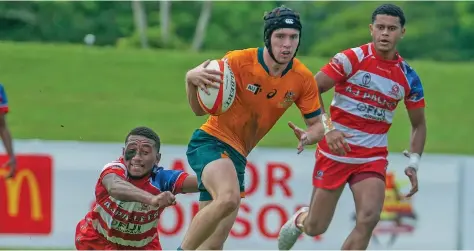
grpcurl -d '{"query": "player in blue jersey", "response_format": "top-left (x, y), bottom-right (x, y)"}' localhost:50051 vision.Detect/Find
top-left (0, 84), bottom-right (15, 178)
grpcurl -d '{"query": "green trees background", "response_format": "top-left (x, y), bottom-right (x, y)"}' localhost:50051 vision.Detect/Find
top-left (0, 1), bottom-right (472, 61)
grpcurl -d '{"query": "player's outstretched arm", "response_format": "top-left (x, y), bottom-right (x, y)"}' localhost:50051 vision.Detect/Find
top-left (102, 173), bottom-right (155, 205)
top-left (300, 72), bottom-right (339, 145)
top-left (152, 168), bottom-right (199, 194)
top-left (0, 111), bottom-right (15, 178)
top-left (291, 69), bottom-right (352, 155)
top-left (305, 116), bottom-right (325, 144)
top-left (291, 72), bottom-right (327, 152)
top-left (185, 60), bottom-right (222, 116)
top-left (181, 175), bottom-right (199, 193)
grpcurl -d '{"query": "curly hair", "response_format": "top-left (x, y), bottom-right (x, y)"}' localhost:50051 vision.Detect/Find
top-left (372, 4), bottom-right (406, 27)
top-left (125, 126), bottom-right (161, 152)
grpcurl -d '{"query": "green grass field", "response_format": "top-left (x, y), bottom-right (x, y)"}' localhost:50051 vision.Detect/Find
top-left (0, 41), bottom-right (471, 155)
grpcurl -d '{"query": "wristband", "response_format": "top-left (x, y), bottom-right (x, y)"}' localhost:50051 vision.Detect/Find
top-left (322, 113), bottom-right (336, 135)
top-left (407, 153), bottom-right (421, 171)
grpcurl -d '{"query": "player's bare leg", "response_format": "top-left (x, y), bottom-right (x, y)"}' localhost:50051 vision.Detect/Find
top-left (180, 158), bottom-right (240, 250)
top-left (196, 200), bottom-right (240, 250)
top-left (341, 175), bottom-right (385, 250)
top-left (298, 186), bottom-right (345, 235)
top-left (278, 185), bottom-right (344, 250)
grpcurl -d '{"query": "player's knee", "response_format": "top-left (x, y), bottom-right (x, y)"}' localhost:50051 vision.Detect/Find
top-left (303, 213), bottom-right (330, 236)
top-left (355, 209), bottom-right (381, 232)
top-left (214, 191), bottom-right (240, 217)
top-left (303, 221), bottom-right (329, 236)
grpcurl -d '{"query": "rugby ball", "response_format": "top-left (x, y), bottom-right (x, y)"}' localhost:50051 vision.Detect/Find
top-left (197, 59), bottom-right (237, 116)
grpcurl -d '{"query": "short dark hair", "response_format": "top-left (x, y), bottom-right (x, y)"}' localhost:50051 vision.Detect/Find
top-left (372, 4), bottom-right (406, 27)
top-left (125, 126), bottom-right (161, 152)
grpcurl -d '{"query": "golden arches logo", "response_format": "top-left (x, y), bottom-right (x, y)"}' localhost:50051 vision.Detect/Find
top-left (0, 169), bottom-right (43, 220)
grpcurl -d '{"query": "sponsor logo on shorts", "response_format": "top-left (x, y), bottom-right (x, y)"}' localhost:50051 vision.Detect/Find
top-left (315, 170), bottom-right (323, 180)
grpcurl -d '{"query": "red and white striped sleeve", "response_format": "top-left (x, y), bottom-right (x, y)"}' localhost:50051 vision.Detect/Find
top-left (99, 161), bottom-right (127, 181)
top-left (320, 48), bottom-right (363, 83)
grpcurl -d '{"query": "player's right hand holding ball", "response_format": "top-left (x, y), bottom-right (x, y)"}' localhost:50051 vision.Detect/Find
top-left (151, 191), bottom-right (176, 208)
top-left (186, 60), bottom-right (223, 94)
top-left (325, 130), bottom-right (352, 156)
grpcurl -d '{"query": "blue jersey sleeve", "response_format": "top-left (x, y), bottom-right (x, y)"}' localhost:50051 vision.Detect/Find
top-left (151, 166), bottom-right (186, 193)
top-left (401, 61), bottom-right (425, 109)
top-left (0, 84), bottom-right (9, 113)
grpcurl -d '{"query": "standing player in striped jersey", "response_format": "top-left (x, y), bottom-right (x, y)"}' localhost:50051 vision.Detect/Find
top-left (0, 84), bottom-right (16, 178)
top-left (279, 4), bottom-right (426, 250)
top-left (75, 126), bottom-right (199, 250)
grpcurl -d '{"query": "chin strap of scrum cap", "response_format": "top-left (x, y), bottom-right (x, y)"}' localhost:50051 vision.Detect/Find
top-left (263, 6), bottom-right (302, 64)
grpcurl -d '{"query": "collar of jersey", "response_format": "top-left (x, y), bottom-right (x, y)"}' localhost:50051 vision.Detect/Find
top-left (370, 42), bottom-right (403, 64)
top-left (257, 47), bottom-right (293, 77)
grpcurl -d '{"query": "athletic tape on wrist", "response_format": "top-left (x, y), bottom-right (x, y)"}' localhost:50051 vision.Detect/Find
top-left (408, 153), bottom-right (421, 171)
top-left (322, 113), bottom-right (335, 135)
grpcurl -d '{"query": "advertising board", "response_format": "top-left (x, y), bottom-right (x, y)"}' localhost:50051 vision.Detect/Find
top-left (0, 140), bottom-right (466, 249)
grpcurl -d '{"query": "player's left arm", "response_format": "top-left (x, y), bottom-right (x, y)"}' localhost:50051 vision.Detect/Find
top-left (404, 68), bottom-right (427, 171)
top-left (407, 108), bottom-right (426, 156)
top-left (0, 114), bottom-right (14, 162)
top-left (294, 75), bottom-right (325, 145)
top-left (302, 114), bottom-right (324, 145)
top-left (153, 168), bottom-right (199, 194)
top-left (181, 175), bottom-right (199, 193)
top-left (0, 85), bottom-right (15, 177)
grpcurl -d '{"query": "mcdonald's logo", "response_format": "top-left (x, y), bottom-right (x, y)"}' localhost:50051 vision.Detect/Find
top-left (0, 155), bottom-right (53, 234)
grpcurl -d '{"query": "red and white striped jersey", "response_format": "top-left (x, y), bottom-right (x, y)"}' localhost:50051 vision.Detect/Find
top-left (83, 157), bottom-right (188, 248)
top-left (318, 43), bottom-right (425, 164)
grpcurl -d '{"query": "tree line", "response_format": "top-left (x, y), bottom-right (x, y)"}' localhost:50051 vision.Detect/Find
top-left (0, 1), bottom-right (472, 61)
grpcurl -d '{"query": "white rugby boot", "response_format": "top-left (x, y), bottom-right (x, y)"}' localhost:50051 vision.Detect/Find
top-left (278, 206), bottom-right (309, 250)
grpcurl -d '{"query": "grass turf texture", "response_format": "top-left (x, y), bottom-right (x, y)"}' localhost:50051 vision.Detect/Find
top-left (1, 41), bottom-right (470, 155)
